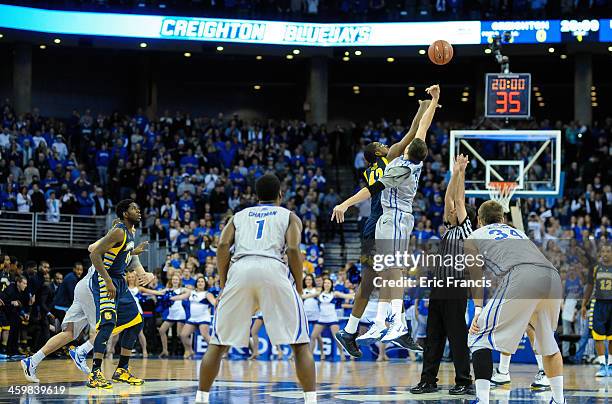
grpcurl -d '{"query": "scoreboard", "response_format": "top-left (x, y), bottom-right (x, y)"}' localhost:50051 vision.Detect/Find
top-left (485, 73), bottom-right (531, 119)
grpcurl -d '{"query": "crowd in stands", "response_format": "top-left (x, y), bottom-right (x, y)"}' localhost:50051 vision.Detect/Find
top-left (0, 98), bottom-right (609, 359)
top-left (7, 0), bottom-right (607, 22)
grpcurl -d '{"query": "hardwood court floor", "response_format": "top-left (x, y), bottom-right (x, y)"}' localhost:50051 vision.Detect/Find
top-left (1, 357), bottom-right (610, 403)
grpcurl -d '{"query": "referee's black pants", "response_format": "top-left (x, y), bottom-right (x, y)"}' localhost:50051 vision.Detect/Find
top-left (420, 294), bottom-right (472, 386)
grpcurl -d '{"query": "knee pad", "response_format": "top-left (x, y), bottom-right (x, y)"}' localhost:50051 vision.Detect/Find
top-left (120, 320), bottom-right (143, 350)
top-left (472, 348), bottom-right (493, 380)
top-left (94, 322), bottom-right (114, 354)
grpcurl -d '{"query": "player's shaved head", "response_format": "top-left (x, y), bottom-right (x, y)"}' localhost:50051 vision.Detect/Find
top-left (407, 139), bottom-right (428, 162)
top-left (478, 200), bottom-right (504, 226)
top-left (256, 174), bottom-right (281, 202)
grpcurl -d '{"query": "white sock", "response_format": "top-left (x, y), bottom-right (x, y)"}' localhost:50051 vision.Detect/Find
top-left (549, 376), bottom-right (564, 404)
top-left (304, 391), bottom-right (317, 404)
top-left (345, 315), bottom-right (360, 334)
top-left (596, 355), bottom-right (606, 365)
top-left (498, 354), bottom-right (511, 374)
top-left (78, 341), bottom-right (94, 355)
top-left (31, 350), bottom-right (46, 368)
top-left (535, 354), bottom-right (544, 371)
top-left (195, 390), bottom-right (209, 403)
top-left (400, 312), bottom-right (407, 327)
top-left (475, 379), bottom-right (490, 404)
top-left (375, 302), bottom-right (390, 328)
top-left (390, 299), bottom-right (402, 320)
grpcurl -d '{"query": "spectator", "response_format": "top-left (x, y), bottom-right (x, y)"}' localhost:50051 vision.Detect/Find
top-left (51, 262), bottom-right (83, 322)
top-left (46, 191), bottom-right (61, 222)
top-left (0, 275), bottom-right (30, 356)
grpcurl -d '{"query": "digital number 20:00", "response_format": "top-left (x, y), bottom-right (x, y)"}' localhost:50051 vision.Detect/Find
top-left (491, 78), bottom-right (526, 91)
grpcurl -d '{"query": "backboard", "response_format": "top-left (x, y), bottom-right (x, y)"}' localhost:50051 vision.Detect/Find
top-left (449, 130), bottom-right (562, 199)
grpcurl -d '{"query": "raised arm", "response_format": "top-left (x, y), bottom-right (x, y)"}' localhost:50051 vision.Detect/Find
top-left (285, 213), bottom-right (304, 295)
top-left (217, 216), bottom-right (235, 289)
top-left (90, 227), bottom-right (125, 299)
top-left (453, 154), bottom-right (469, 223)
top-left (444, 155), bottom-right (463, 225)
top-left (386, 100), bottom-right (430, 161)
top-left (413, 85), bottom-right (440, 143)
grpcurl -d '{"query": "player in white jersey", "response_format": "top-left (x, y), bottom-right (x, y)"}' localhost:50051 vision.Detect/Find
top-left (465, 200), bottom-right (564, 404)
top-left (196, 174), bottom-right (316, 404)
top-left (21, 236), bottom-right (152, 383)
top-left (332, 84), bottom-right (440, 348)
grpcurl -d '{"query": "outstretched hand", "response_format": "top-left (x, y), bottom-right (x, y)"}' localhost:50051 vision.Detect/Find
top-left (331, 204), bottom-right (348, 223)
top-left (425, 84), bottom-right (440, 100)
top-left (455, 154), bottom-right (469, 173)
top-left (133, 241), bottom-right (149, 255)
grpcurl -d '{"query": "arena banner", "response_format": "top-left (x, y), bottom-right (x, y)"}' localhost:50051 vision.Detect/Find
top-left (1, 4), bottom-right (606, 46)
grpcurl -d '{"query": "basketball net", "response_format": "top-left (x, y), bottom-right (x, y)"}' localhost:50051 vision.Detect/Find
top-left (487, 181), bottom-right (518, 213)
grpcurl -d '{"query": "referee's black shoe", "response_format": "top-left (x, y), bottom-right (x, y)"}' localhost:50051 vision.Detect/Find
top-left (449, 384), bottom-right (475, 395)
top-left (334, 330), bottom-right (362, 358)
top-left (410, 381), bottom-right (439, 394)
top-left (391, 333), bottom-right (423, 352)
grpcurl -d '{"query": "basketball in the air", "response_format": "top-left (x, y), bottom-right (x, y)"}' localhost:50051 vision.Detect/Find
top-left (428, 40), bottom-right (453, 65)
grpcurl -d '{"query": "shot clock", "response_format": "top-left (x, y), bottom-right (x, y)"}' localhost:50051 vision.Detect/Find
top-left (485, 73), bottom-right (531, 119)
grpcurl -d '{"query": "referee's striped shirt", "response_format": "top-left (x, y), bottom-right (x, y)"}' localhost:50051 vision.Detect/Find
top-left (436, 217), bottom-right (474, 280)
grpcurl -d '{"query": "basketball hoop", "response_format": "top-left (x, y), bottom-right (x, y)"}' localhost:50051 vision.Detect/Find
top-left (487, 181), bottom-right (518, 213)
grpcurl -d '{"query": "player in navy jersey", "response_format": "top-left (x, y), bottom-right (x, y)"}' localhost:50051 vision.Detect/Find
top-left (87, 199), bottom-right (148, 389)
top-left (335, 98), bottom-right (433, 358)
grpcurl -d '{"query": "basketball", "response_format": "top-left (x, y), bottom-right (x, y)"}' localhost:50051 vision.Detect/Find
top-left (428, 40), bottom-right (454, 65)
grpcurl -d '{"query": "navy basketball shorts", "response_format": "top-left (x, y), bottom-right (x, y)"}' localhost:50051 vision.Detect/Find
top-left (91, 273), bottom-right (142, 334)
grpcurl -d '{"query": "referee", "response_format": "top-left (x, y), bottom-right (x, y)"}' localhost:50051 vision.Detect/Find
top-left (410, 154), bottom-right (475, 395)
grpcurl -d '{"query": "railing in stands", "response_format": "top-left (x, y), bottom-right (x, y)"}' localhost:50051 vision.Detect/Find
top-left (0, 211), bottom-right (107, 248)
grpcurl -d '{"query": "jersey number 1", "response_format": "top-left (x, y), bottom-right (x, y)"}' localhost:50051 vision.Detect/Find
top-left (255, 219), bottom-right (266, 240)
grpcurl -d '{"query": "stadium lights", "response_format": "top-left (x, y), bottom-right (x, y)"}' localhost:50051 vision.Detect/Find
top-left (408, 86), bottom-right (415, 91)
top-left (608, 46), bottom-right (612, 52)
top-left (256, 55), bottom-right (263, 60)
top-left (464, 86), bottom-right (470, 91)
top-left (462, 92), bottom-right (469, 97)
top-left (184, 52), bottom-right (191, 57)
top-left (39, 45), bottom-right (46, 49)
top-left (286, 54), bottom-right (294, 60)
top-left (216, 46), bottom-right (224, 51)
top-left (354, 50), bottom-right (362, 56)
top-left (539, 102), bottom-right (545, 107)
top-left (535, 92), bottom-right (541, 97)
top-left (591, 91), bottom-right (597, 96)
top-left (253, 85), bottom-right (261, 90)
top-left (592, 102), bottom-right (598, 107)
top-left (342, 56), bottom-right (350, 61)
top-left (537, 97), bottom-right (543, 101)
top-left (352, 85), bottom-right (360, 90)
top-left (591, 96), bottom-right (597, 101)
top-left (533, 86), bottom-right (539, 91)
top-left (560, 54), bottom-right (567, 59)
top-left (548, 47), bottom-right (555, 53)
top-left (386, 57), bottom-right (395, 63)
top-left (484, 48), bottom-right (492, 54)
top-left (292, 49), bottom-right (300, 55)
top-left (0, 33), bottom-right (4, 39)
top-left (139, 42), bottom-right (147, 48)
top-left (408, 92), bottom-right (415, 97)
top-left (54, 38), bottom-right (61, 44)
top-left (461, 97), bottom-right (468, 102)
top-left (418, 49), bottom-right (426, 55)
top-left (591, 86), bottom-right (596, 90)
